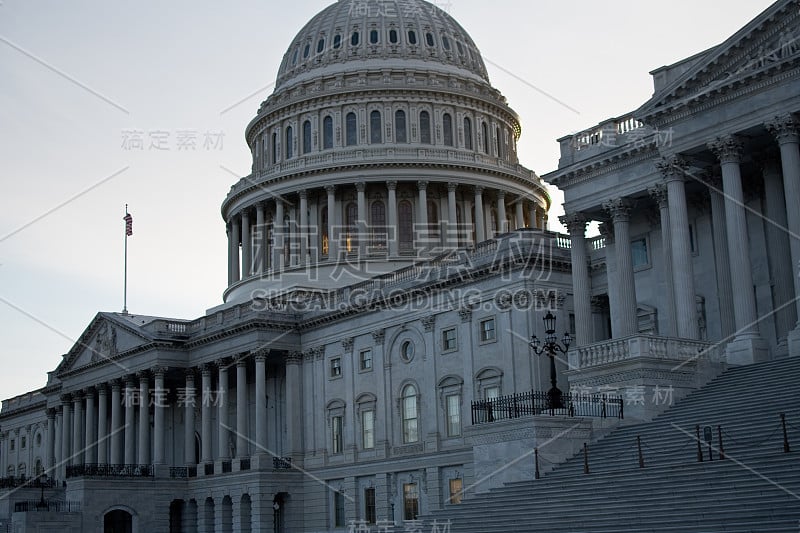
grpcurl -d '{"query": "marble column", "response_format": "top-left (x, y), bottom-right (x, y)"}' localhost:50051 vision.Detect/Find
top-left (231, 217), bottom-right (240, 284)
top-left (184, 370), bottom-right (196, 466)
top-left (356, 182), bottom-right (367, 259)
top-left (447, 183), bottom-right (458, 248)
top-left (84, 388), bottom-right (96, 464)
top-left (227, 221), bottom-right (233, 285)
top-left (274, 200), bottom-right (285, 268)
top-left (417, 181), bottom-right (429, 251)
top-left (299, 190), bottom-right (309, 263)
top-left (201, 365), bottom-right (213, 464)
top-left (124, 378), bottom-right (136, 464)
top-left (254, 352), bottom-right (267, 454)
top-left (765, 114), bottom-right (800, 353)
top-left (72, 392), bottom-right (83, 465)
top-left (658, 157), bottom-right (699, 339)
top-left (241, 209), bottom-right (252, 279)
top-left (326, 185), bottom-right (337, 259)
top-left (603, 198), bottom-right (638, 337)
top-left (138, 372), bottom-right (150, 465)
top-left (153, 368), bottom-right (166, 465)
top-left (387, 181), bottom-right (399, 257)
top-left (97, 385), bottom-right (108, 465)
top-left (236, 358), bottom-right (248, 458)
top-left (474, 186), bottom-right (485, 242)
top-left (709, 135), bottom-right (769, 363)
top-left (599, 222), bottom-right (620, 338)
top-left (648, 183), bottom-right (678, 338)
top-left (110, 381), bottom-right (122, 465)
top-left (560, 212), bottom-right (592, 346)
top-left (529, 205), bottom-right (538, 230)
top-left (217, 361), bottom-right (229, 461)
top-left (706, 173), bottom-right (737, 339)
top-left (515, 200), bottom-right (525, 230)
top-left (46, 409), bottom-right (56, 471)
top-left (497, 190), bottom-right (507, 233)
top-left (255, 202), bottom-right (266, 274)
top-left (285, 353), bottom-right (302, 460)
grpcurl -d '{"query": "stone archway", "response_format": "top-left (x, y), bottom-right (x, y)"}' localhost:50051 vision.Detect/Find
top-left (104, 509), bottom-right (133, 533)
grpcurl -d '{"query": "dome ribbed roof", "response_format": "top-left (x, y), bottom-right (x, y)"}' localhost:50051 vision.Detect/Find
top-left (275, 0), bottom-right (490, 91)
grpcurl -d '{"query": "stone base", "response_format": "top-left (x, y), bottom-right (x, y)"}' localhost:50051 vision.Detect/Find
top-left (788, 326), bottom-right (800, 358)
top-left (725, 334), bottom-right (770, 365)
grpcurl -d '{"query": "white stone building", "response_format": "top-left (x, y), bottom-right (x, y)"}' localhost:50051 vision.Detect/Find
top-left (1, 0), bottom-right (798, 531)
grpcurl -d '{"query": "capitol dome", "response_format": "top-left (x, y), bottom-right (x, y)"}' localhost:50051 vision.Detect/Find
top-left (221, 0), bottom-right (551, 304)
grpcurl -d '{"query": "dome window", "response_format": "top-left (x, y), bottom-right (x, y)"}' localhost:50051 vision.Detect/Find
top-left (346, 112), bottom-right (358, 146)
top-left (370, 110), bottom-right (382, 144)
top-left (351, 31), bottom-right (360, 46)
top-left (333, 34), bottom-right (342, 49)
top-left (389, 29), bottom-right (398, 44)
top-left (291, 48), bottom-right (299, 65)
top-left (456, 41), bottom-right (464, 56)
top-left (408, 30), bottom-right (417, 45)
top-left (323, 116), bottom-right (334, 150)
top-left (425, 32), bottom-right (435, 47)
top-left (286, 126), bottom-right (294, 159)
top-left (395, 110), bottom-right (407, 143)
top-left (369, 29), bottom-right (379, 44)
top-left (303, 43), bottom-right (310, 58)
top-left (317, 38), bottom-right (325, 54)
top-left (443, 113), bottom-right (453, 146)
top-left (419, 111), bottom-right (432, 144)
top-left (442, 36), bottom-right (450, 50)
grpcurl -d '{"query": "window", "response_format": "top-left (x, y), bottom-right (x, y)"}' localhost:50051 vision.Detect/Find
top-left (442, 327), bottom-right (457, 352)
top-left (484, 386), bottom-right (500, 400)
top-left (369, 29), bottom-right (379, 44)
top-left (481, 121), bottom-right (489, 153)
top-left (631, 237), bottom-right (649, 269)
top-left (400, 340), bottom-right (414, 362)
top-left (303, 42), bottom-right (310, 58)
top-left (359, 349), bottom-right (373, 371)
top-left (20, 436), bottom-right (26, 449)
top-left (351, 31), bottom-right (360, 46)
top-left (361, 410), bottom-right (375, 449)
top-left (456, 40), bottom-right (464, 57)
top-left (446, 394), bottom-right (461, 437)
top-left (449, 478), bottom-right (463, 504)
top-left (330, 357), bottom-right (342, 378)
top-left (333, 34), bottom-right (342, 49)
top-left (480, 318), bottom-right (496, 342)
top-left (323, 116), bottom-right (333, 149)
top-left (442, 35), bottom-right (450, 50)
top-left (464, 117), bottom-right (473, 150)
top-left (36, 433), bottom-right (42, 447)
top-left (364, 487), bottom-right (376, 524)
top-left (291, 48), bottom-right (298, 65)
top-left (9, 439), bottom-right (14, 451)
top-left (302, 120), bottom-right (312, 154)
top-left (401, 384), bottom-right (418, 443)
top-left (345, 202), bottom-right (358, 253)
top-left (395, 110), bottom-right (407, 143)
top-left (334, 491), bottom-right (346, 527)
top-left (408, 30), bottom-right (417, 45)
top-left (425, 32), bottom-right (435, 47)
top-left (398, 200), bottom-right (413, 250)
top-left (317, 38), bottom-right (325, 54)
top-left (403, 483), bottom-right (419, 520)
top-left (271, 132), bottom-right (278, 163)
top-left (495, 127), bottom-right (503, 158)
top-left (285, 126), bottom-right (293, 159)
top-left (419, 111), bottom-right (431, 144)
top-left (371, 200), bottom-right (386, 249)
top-left (346, 112), bottom-right (358, 146)
top-left (331, 415), bottom-right (343, 453)
top-left (370, 110), bottom-right (382, 144)
top-left (443, 113), bottom-right (453, 146)
top-left (389, 29), bottom-right (398, 44)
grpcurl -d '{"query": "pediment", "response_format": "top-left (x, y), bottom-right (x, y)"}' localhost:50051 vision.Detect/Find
top-left (637, 1), bottom-right (800, 118)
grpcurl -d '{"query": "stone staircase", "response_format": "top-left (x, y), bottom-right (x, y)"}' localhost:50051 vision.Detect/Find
top-left (426, 357), bottom-right (800, 532)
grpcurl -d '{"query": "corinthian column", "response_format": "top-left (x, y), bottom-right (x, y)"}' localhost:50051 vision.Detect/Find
top-left (560, 212), bottom-right (592, 345)
top-left (138, 372), bottom-right (150, 465)
top-left (417, 181), bottom-right (429, 253)
top-left (356, 182), bottom-right (367, 259)
top-left (124, 378), bottom-right (136, 464)
top-left (201, 365), bottom-right (213, 464)
top-left (326, 185), bottom-right (337, 259)
top-left (217, 360), bottom-right (229, 461)
top-left (254, 351), bottom-right (267, 454)
top-left (255, 202), bottom-right (266, 274)
top-left (299, 190), bottom-right (309, 263)
top-left (184, 370), bottom-right (196, 465)
top-left (274, 200), bottom-right (285, 269)
top-left (387, 181), bottom-right (398, 257)
top-left (474, 186), bottom-right (485, 242)
top-left (447, 183), bottom-right (458, 248)
top-left (241, 208), bottom-right (252, 279)
top-left (110, 381), bottom-right (122, 465)
top-left (648, 183), bottom-right (677, 337)
top-left (72, 392), bottom-right (83, 465)
top-left (230, 217), bottom-right (240, 283)
top-left (97, 385), bottom-right (108, 465)
top-left (153, 368), bottom-right (166, 465)
top-left (84, 388), bottom-right (96, 464)
top-left (497, 190), bottom-right (507, 233)
top-left (236, 358), bottom-right (248, 458)
top-left (603, 198), bottom-right (638, 337)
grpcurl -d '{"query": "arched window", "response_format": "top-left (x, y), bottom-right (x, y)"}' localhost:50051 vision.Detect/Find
top-left (442, 113), bottom-right (453, 146)
top-left (303, 42), bottom-right (310, 59)
top-left (371, 200), bottom-right (386, 249)
top-left (333, 34), bottom-right (342, 49)
top-left (323, 116), bottom-right (333, 150)
top-left (398, 200), bottom-right (413, 251)
top-left (419, 111), bottom-right (431, 144)
top-left (442, 35), bottom-right (450, 50)
top-left (481, 121), bottom-right (489, 154)
top-left (408, 30), bottom-right (417, 45)
top-left (285, 126), bottom-right (293, 159)
top-left (370, 110), bottom-right (382, 144)
top-left (351, 31), bottom-right (360, 46)
top-left (302, 120), bottom-right (312, 154)
top-left (402, 384), bottom-right (419, 443)
top-left (345, 202), bottom-right (358, 253)
top-left (271, 132), bottom-right (278, 163)
top-left (425, 32), bottom-right (435, 47)
top-left (370, 29), bottom-right (379, 44)
top-left (395, 110), bottom-right (407, 143)
top-left (389, 29), bottom-right (398, 44)
top-left (495, 126), bottom-right (503, 159)
top-left (463, 117), bottom-right (473, 150)
top-left (317, 38), bottom-right (325, 54)
top-left (321, 206), bottom-right (329, 256)
top-left (346, 112), bottom-right (357, 146)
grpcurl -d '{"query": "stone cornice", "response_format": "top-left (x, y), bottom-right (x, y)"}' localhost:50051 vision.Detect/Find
top-left (545, 143), bottom-right (659, 189)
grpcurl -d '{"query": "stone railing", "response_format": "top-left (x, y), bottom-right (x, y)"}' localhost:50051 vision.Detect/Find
top-left (570, 335), bottom-right (719, 371)
top-left (557, 113), bottom-right (650, 166)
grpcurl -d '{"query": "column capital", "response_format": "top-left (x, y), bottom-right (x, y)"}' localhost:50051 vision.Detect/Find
top-left (372, 328), bottom-right (386, 344)
top-left (558, 212), bottom-right (588, 235)
top-left (201, 364), bottom-right (213, 377)
top-left (447, 182), bottom-right (458, 192)
top-left (474, 185), bottom-right (484, 195)
top-left (152, 366), bottom-right (168, 379)
top-left (764, 113), bottom-right (799, 145)
top-left (602, 197), bottom-right (634, 223)
top-left (110, 379), bottom-right (122, 391)
top-left (241, 207), bottom-right (252, 220)
top-left (184, 368), bottom-right (196, 384)
top-left (386, 180), bottom-right (398, 191)
top-left (417, 180), bottom-right (429, 191)
top-left (46, 408), bottom-right (56, 420)
top-left (83, 387), bottom-right (96, 399)
top-left (298, 189), bottom-right (309, 199)
top-left (286, 351), bottom-right (303, 365)
top-left (72, 391), bottom-right (84, 401)
top-left (252, 348), bottom-right (270, 361)
top-left (60, 393), bottom-right (72, 403)
top-left (96, 383), bottom-right (108, 395)
top-left (215, 357), bottom-right (232, 370)
top-left (124, 375), bottom-right (137, 387)
top-left (355, 181), bottom-right (366, 193)
top-left (598, 221), bottom-right (614, 243)
top-left (136, 369), bottom-right (150, 381)
top-left (708, 135), bottom-right (743, 164)
top-left (496, 189), bottom-right (506, 199)
top-left (647, 183), bottom-right (669, 208)
top-left (325, 184), bottom-right (336, 194)
top-left (236, 355), bottom-right (248, 368)
top-left (656, 155), bottom-right (688, 182)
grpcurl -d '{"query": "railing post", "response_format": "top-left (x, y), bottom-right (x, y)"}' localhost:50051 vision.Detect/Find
top-left (696, 425), bottom-right (703, 462)
top-left (534, 448), bottom-right (540, 480)
top-left (637, 436), bottom-right (644, 468)
top-left (583, 442), bottom-right (589, 474)
top-left (781, 413), bottom-right (790, 453)
top-left (601, 395), bottom-right (607, 418)
top-left (717, 425), bottom-right (725, 460)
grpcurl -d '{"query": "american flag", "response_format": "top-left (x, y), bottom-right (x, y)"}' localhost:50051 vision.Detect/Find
top-left (124, 212), bottom-right (133, 236)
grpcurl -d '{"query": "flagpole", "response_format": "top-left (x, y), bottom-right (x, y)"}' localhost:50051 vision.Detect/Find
top-left (123, 204), bottom-right (129, 315)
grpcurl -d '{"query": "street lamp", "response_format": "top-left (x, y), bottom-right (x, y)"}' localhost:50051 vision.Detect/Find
top-left (529, 311), bottom-right (571, 409)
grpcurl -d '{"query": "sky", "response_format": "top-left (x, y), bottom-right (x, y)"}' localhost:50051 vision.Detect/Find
top-left (0, 0), bottom-right (777, 399)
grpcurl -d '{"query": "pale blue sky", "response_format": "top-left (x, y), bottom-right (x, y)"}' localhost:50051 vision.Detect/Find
top-left (0, 0), bottom-right (775, 398)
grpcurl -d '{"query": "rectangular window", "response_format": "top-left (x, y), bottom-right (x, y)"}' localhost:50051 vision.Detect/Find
top-left (480, 318), bottom-right (496, 342)
top-left (446, 394), bottom-right (461, 437)
top-left (364, 487), bottom-right (376, 524)
top-left (330, 357), bottom-right (342, 378)
top-left (20, 437), bottom-right (25, 449)
top-left (362, 410), bottom-right (375, 449)
top-left (484, 386), bottom-right (500, 401)
top-left (334, 491), bottom-right (346, 527)
top-left (359, 349), bottom-right (373, 371)
top-left (442, 327), bottom-right (457, 352)
top-left (631, 237), bottom-right (649, 269)
top-left (9, 440), bottom-right (14, 451)
top-left (403, 483), bottom-right (419, 520)
top-left (449, 478), bottom-right (463, 504)
top-left (332, 415), bottom-right (343, 454)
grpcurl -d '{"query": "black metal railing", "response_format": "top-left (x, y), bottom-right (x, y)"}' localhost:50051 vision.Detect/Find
top-left (14, 500), bottom-right (81, 513)
top-left (273, 457), bottom-right (292, 470)
top-left (65, 464), bottom-right (154, 478)
top-left (222, 460), bottom-right (232, 473)
top-left (188, 465), bottom-right (197, 478)
top-left (240, 458), bottom-right (251, 471)
top-left (0, 476), bottom-right (56, 489)
top-left (204, 463), bottom-right (214, 476)
top-left (471, 390), bottom-right (624, 424)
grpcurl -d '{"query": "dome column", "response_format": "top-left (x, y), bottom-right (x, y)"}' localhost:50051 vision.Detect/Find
top-left (230, 217), bottom-right (240, 284)
top-left (474, 186), bottom-right (485, 242)
top-left (497, 190), bottom-right (507, 233)
top-left (299, 190), bottom-right (309, 264)
top-left (387, 181), bottom-right (399, 257)
top-left (326, 186), bottom-right (337, 260)
top-left (255, 202), bottom-right (266, 274)
top-left (515, 199), bottom-right (525, 230)
top-left (241, 209), bottom-right (252, 279)
top-left (447, 183), bottom-right (458, 248)
top-left (273, 200), bottom-right (285, 269)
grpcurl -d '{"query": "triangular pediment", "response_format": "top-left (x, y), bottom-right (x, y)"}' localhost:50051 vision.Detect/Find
top-left (56, 313), bottom-right (157, 375)
top-left (637, 0), bottom-right (800, 118)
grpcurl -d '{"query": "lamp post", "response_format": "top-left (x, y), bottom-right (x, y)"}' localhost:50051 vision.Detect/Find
top-left (529, 311), bottom-right (571, 409)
